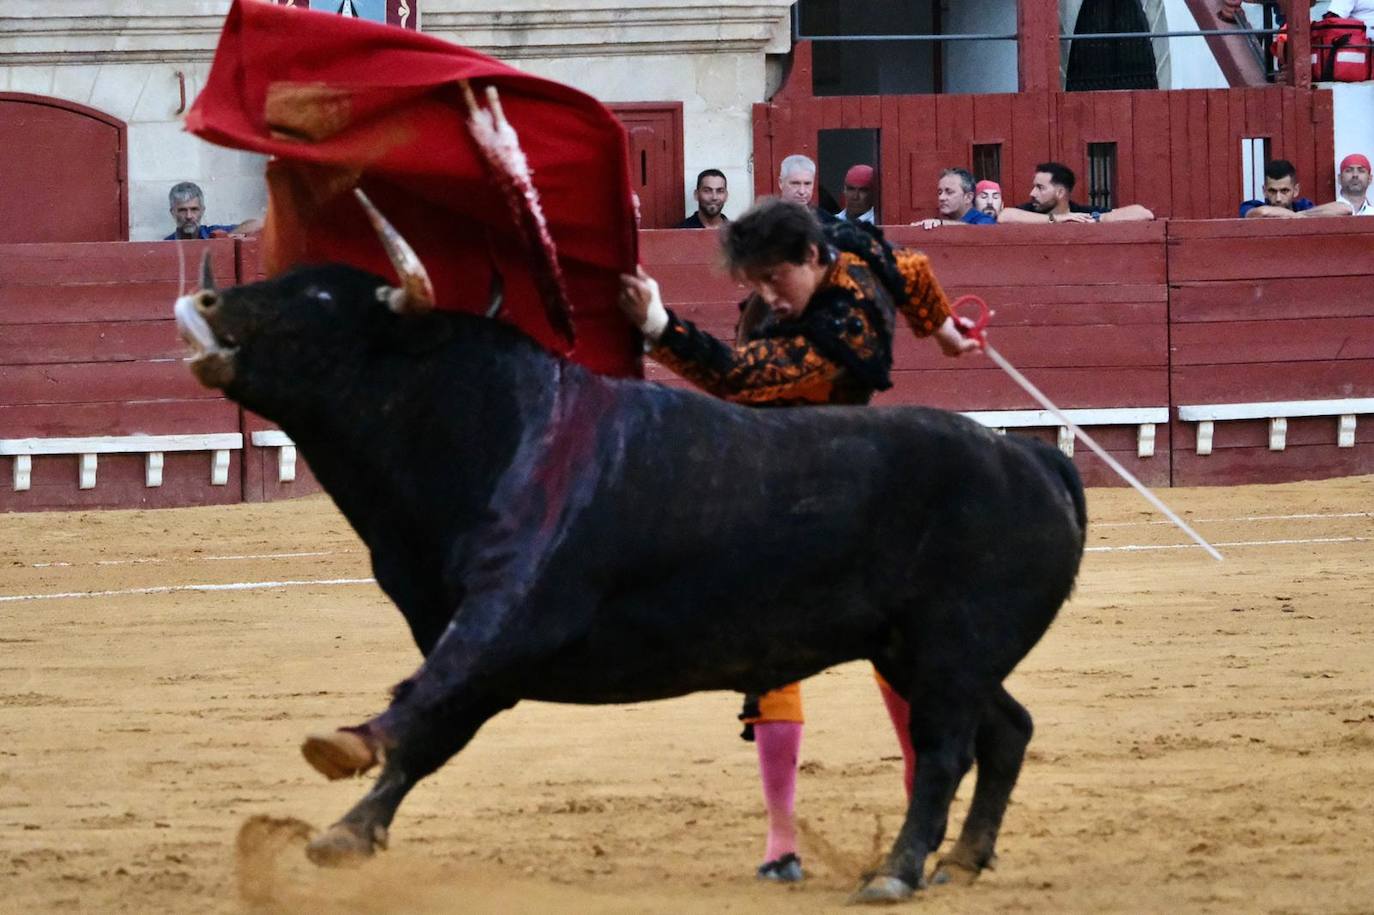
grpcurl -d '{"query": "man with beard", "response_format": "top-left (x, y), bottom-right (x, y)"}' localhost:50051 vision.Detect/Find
top-left (1334, 153), bottom-right (1372, 215)
top-left (1239, 159), bottom-right (1317, 218)
top-left (997, 162), bottom-right (1154, 224)
top-left (164, 182), bottom-right (250, 240)
top-left (677, 169), bottom-right (730, 228)
top-left (1274, 154), bottom-right (1374, 218)
top-left (975, 179), bottom-right (1004, 218)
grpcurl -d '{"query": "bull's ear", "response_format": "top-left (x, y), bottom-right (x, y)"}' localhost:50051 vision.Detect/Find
top-left (374, 285), bottom-right (426, 315)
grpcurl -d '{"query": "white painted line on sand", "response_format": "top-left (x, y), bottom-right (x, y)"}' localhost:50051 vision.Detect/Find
top-left (1095, 511), bottom-right (1374, 528)
top-left (4, 533), bottom-right (1370, 601)
top-left (29, 549), bottom-right (360, 569)
top-left (0, 577), bottom-right (377, 603)
top-left (1087, 536), bottom-right (1371, 554)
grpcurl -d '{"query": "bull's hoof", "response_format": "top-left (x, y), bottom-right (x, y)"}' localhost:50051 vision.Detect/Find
top-left (848, 875), bottom-right (917, 905)
top-left (931, 849), bottom-right (996, 885)
top-left (930, 859), bottom-right (980, 886)
top-left (301, 730), bottom-right (378, 780)
top-left (305, 822), bottom-right (387, 867)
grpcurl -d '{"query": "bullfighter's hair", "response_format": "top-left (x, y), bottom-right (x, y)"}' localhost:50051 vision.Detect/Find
top-left (722, 198), bottom-right (831, 276)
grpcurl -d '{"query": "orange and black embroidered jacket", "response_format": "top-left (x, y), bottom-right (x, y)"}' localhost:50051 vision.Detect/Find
top-left (649, 222), bottom-right (952, 407)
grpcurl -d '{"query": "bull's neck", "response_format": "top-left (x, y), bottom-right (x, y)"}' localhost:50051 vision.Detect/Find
top-left (275, 324), bottom-right (575, 550)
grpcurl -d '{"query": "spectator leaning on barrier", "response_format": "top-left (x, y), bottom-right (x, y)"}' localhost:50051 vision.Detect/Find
top-left (975, 179), bottom-right (1004, 218)
top-left (1286, 154), bottom-right (1374, 217)
top-left (837, 164), bottom-right (876, 223)
top-left (677, 169), bottom-right (730, 229)
top-left (777, 154), bottom-right (838, 224)
top-left (997, 162), bottom-right (1155, 224)
top-left (165, 182), bottom-right (250, 240)
top-left (1239, 159), bottom-right (1317, 218)
top-left (915, 167), bottom-right (997, 229)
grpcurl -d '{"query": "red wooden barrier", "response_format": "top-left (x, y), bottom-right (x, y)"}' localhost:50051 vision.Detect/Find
top-left (4, 223), bottom-right (1373, 512)
top-left (0, 239), bottom-right (324, 511)
top-left (0, 241), bottom-right (242, 510)
top-left (1167, 218), bottom-right (1374, 485)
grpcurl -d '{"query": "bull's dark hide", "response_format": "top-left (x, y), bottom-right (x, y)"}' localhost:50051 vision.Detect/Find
top-left (178, 263), bottom-right (1086, 899)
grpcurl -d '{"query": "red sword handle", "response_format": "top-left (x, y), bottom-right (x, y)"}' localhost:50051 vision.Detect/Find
top-left (950, 294), bottom-right (993, 346)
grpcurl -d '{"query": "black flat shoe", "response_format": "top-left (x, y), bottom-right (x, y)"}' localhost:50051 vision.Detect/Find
top-left (756, 852), bottom-right (804, 883)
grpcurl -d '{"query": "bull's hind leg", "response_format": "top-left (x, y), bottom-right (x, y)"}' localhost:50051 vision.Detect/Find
top-left (931, 685), bottom-right (1033, 885)
top-left (306, 696), bottom-right (509, 865)
top-left (852, 682), bottom-right (982, 904)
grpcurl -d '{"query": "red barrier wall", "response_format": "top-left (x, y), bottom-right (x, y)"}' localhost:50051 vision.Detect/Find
top-left (0, 240), bottom-right (319, 511)
top-left (3, 221), bottom-right (1373, 511)
top-left (1167, 218), bottom-right (1374, 484)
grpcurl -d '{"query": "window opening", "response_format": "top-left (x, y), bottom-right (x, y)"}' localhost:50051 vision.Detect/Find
top-left (972, 144), bottom-right (1002, 184)
top-left (1087, 142), bottom-right (1117, 211)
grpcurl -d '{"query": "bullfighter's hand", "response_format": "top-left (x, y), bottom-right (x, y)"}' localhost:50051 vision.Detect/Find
top-left (934, 316), bottom-right (981, 357)
top-left (914, 218), bottom-right (944, 230)
top-left (618, 267), bottom-right (669, 341)
top-left (1057, 212), bottom-right (1095, 224)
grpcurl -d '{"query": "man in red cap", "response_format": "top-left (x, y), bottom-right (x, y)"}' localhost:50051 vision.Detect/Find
top-left (975, 179), bottom-right (1004, 218)
top-left (1336, 153), bottom-right (1372, 215)
top-left (838, 164), bottom-right (876, 223)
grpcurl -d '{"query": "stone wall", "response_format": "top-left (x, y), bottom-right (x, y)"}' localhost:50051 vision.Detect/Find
top-left (0, 1), bottom-right (792, 238)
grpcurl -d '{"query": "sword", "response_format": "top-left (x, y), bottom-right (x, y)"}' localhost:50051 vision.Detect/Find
top-left (953, 296), bottom-right (1223, 562)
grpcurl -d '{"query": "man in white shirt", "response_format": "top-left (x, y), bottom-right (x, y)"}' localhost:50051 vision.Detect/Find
top-left (1335, 153), bottom-right (1372, 214)
top-left (1327, 0), bottom-right (1374, 38)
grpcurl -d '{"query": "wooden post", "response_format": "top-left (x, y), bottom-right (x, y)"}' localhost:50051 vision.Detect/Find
top-left (1287, 0), bottom-right (1312, 89)
top-left (1018, 0), bottom-right (1061, 92)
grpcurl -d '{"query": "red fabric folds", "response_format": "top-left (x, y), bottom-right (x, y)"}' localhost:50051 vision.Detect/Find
top-left (187, 0), bottom-right (641, 377)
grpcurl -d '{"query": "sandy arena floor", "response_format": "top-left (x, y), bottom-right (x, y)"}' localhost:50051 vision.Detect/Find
top-left (2, 475), bottom-right (1372, 914)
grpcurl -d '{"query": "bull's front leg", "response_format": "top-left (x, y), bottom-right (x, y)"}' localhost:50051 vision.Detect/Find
top-left (852, 684), bottom-right (982, 904)
top-left (305, 694), bottom-right (511, 865)
top-left (302, 592), bottom-right (547, 865)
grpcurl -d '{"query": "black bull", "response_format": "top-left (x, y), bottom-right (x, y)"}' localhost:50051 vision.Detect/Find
top-left (174, 263), bottom-right (1085, 902)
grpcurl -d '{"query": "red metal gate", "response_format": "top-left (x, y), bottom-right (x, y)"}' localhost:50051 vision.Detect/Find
top-left (609, 103), bottom-right (685, 229)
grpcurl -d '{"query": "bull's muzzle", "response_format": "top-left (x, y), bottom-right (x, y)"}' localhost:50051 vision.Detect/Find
top-left (174, 289), bottom-right (237, 389)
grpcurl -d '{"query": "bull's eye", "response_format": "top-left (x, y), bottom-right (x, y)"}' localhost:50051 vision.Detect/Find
top-left (304, 286), bottom-right (334, 305)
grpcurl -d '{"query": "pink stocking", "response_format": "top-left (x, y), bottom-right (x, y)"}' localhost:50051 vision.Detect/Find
top-left (754, 721), bottom-right (802, 861)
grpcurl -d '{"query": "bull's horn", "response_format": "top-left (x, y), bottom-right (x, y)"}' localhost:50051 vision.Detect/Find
top-left (199, 250), bottom-right (215, 292)
top-left (353, 188), bottom-right (435, 313)
top-left (485, 266), bottom-right (505, 318)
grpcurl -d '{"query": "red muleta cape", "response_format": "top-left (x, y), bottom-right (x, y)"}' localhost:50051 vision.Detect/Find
top-left (187, 0), bottom-right (641, 377)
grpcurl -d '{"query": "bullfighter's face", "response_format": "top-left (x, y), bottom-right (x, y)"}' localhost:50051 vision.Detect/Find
top-left (742, 243), bottom-right (827, 319)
